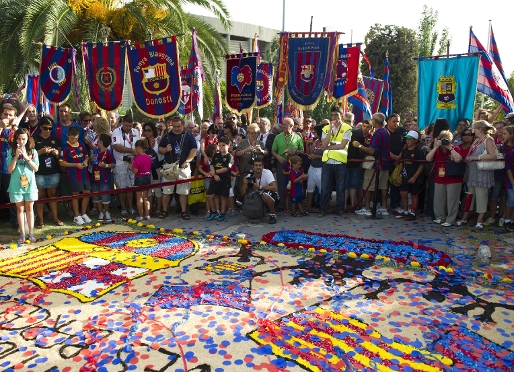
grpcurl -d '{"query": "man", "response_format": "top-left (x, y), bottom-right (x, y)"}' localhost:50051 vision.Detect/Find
top-left (272, 117), bottom-right (304, 209)
top-left (240, 157), bottom-right (279, 224)
top-left (80, 111), bottom-right (96, 151)
top-left (346, 113), bottom-right (366, 210)
top-left (227, 114), bottom-right (246, 139)
top-left (107, 111), bottom-right (118, 132)
top-left (320, 118), bottom-right (330, 127)
top-left (353, 113), bottom-right (390, 216)
top-left (317, 107), bottom-right (353, 217)
top-left (404, 111), bottom-right (414, 124)
top-left (112, 114), bottom-right (140, 216)
top-left (386, 114), bottom-right (405, 215)
top-left (0, 104), bottom-right (20, 227)
top-left (52, 104), bottom-right (84, 146)
top-left (200, 120), bottom-right (210, 139)
top-left (214, 115), bottom-right (224, 136)
top-left (1, 93), bottom-right (26, 126)
top-left (257, 117), bottom-right (275, 170)
top-left (19, 104), bottom-right (41, 137)
top-left (158, 116), bottom-right (197, 220)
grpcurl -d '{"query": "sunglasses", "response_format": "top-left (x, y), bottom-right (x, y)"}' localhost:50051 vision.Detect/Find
top-left (462, 133), bottom-right (474, 136)
top-left (228, 117), bottom-right (236, 120)
top-left (143, 129), bottom-right (153, 132)
top-left (41, 127), bottom-right (52, 131)
top-left (305, 120), bottom-right (312, 123)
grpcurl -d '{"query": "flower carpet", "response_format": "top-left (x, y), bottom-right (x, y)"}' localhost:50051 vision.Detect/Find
top-left (0, 225), bottom-right (512, 371)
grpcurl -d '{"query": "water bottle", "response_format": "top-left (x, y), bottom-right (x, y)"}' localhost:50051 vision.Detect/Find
top-left (92, 148), bottom-right (99, 165)
top-left (476, 245), bottom-right (491, 266)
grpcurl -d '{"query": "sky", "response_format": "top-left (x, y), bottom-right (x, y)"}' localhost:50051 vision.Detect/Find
top-left (185, 0), bottom-right (514, 77)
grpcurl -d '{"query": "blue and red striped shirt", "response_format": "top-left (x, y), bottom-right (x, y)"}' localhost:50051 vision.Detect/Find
top-left (0, 126), bottom-right (14, 174)
top-left (370, 127), bottom-right (390, 170)
top-left (91, 149), bottom-right (115, 185)
top-left (60, 143), bottom-right (89, 182)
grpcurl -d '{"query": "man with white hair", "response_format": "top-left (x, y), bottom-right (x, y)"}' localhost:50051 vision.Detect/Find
top-left (258, 117), bottom-right (275, 170)
top-left (271, 117), bottom-right (304, 210)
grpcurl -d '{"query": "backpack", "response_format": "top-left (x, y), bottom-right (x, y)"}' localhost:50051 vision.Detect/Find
top-left (242, 189), bottom-right (266, 219)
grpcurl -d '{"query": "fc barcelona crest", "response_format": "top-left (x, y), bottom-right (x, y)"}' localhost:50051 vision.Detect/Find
top-left (300, 64), bottom-right (315, 82)
top-left (95, 67), bottom-right (117, 91)
top-left (39, 45), bottom-right (74, 104)
top-left (142, 63), bottom-right (170, 95)
top-left (436, 76), bottom-right (457, 110)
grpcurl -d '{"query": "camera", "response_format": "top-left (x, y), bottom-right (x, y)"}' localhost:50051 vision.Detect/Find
top-left (123, 155), bottom-right (133, 163)
top-left (246, 169), bottom-right (256, 188)
top-left (4, 94), bottom-right (12, 99)
top-left (441, 139), bottom-right (450, 146)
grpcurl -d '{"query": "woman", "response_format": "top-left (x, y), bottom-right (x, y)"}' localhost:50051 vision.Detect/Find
top-left (306, 125), bottom-right (324, 212)
top-left (224, 120), bottom-right (242, 153)
top-left (142, 122), bottom-right (163, 216)
top-left (458, 128), bottom-right (474, 159)
top-left (426, 130), bottom-right (463, 226)
top-left (34, 117), bottom-right (63, 227)
top-left (457, 120), bottom-right (498, 229)
top-left (235, 123), bottom-right (267, 194)
top-left (200, 124), bottom-right (218, 160)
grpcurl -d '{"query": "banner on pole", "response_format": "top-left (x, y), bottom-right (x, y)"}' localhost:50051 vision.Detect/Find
top-left (333, 44), bottom-right (361, 99)
top-left (225, 52), bottom-right (258, 115)
top-left (39, 45), bottom-right (74, 104)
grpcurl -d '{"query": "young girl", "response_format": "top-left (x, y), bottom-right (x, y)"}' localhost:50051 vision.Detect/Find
top-left (198, 143), bottom-right (218, 217)
top-left (289, 155), bottom-right (308, 216)
top-left (8, 128), bottom-right (39, 243)
top-left (128, 139), bottom-right (152, 221)
top-left (282, 148), bottom-right (298, 214)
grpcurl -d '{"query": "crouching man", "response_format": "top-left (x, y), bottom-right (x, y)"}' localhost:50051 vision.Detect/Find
top-left (240, 157), bottom-right (279, 224)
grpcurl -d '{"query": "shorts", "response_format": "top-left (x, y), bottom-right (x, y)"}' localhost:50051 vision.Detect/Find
top-left (148, 177), bottom-right (163, 198)
top-left (400, 181), bottom-right (423, 195)
top-left (135, 175), bottom-right (151, 187)
top-left (345, 167), bottom-right (362, 190)
top-left (70, 179), bottom-right (91, 193)
top-left (307, 166), bottom-right (322, 193)
top-left (91, 183), bottom-right (111, 204)
top-left (229, 177), bottom-right (236, 197)
top-left (507, 189), bottom-right (514, 207)
top-left (35, 173), bottom-right (60, 189)
top-left (59, 172), bottom-right (72, 196)
top-left (207, 179), bottom-right (230, 197)
top-left (291, 195), bottom-right (303, 204)
top-left (9, 192), bottom-right (38, 203)
top-left (489, 180), bottom-right (504, 200)
top-left (263, 191), bottom-right (280, 205)
top-left (363, 169), bottom-right (389, 190)
top-left (162, 167), bottom-right (191, 195)
top-left (113, 162), bottom-right (135, 189)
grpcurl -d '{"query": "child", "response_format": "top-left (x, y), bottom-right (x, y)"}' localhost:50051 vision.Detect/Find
top-left (92, 134), bottom-right (115, 221)
top-left (395, 130), bottom-right (425, 221)
top-left (502, 126), bottom-right (514, 230)
top-left (60, 126), bottom-right (92, 226)
top-left (7, 128), bottom-right (39, 243)
top-left (198, 143), bottom-right (218, 217)
top-left (206, 137), bottom-right (234, 222)
top-left (282, 148), bottom-right (298, 214)
top-left (289, 155), bottom-right (309, 216)
top-left (128, 139), bottom-right (152, 221)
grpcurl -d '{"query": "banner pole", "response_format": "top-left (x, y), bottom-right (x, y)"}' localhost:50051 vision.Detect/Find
top-left (480, 20), bottom-right (491, 109)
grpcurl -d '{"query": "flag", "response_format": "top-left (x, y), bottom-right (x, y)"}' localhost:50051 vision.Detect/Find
top-left (39, 45), bottom-right (74, 104)
top-left (225, 52), bottom-right (258, 115)
top-left (488, 24), bottom-right (507, 85)
top-left (212, 70), bottom-right (222, 121)
top-left (276, 103), bottom-right (283, 124)
top-left (360, 50), bottom-right (375, 78)
top-left (417, 55), bottom-right (480, 132)
top-left (469, 28), bottom-right (514, 113)
top-left (256, 62), bottom-right (273, 108)
top-left (353, 76), bottom-right (383, 122)
top-left (380, 54), bottom-right (392, 117)
top-left (253, 33), bottom-right (260, 63)
top-left (348, 73), bottom-right (372, 122)
top-left (333, 44), bottom-right (361, 99)
top-left (82, 41), bottom-right (127, 111)
top-left (25, 74), bottom-right (51, 114)
top-left (181, 28), bottom-right (204, 118)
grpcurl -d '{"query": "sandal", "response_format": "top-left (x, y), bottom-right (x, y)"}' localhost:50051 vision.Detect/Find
top-left (291, 213), bottom-right (298, 217)
top-left (300, 211), bottom-right (309, 216)
top-left (54, 221), bottom-right (64, 226)
top-left (181, 212), bottom-right (190, 220)
top-left (18, 236), bottom-right (26, 244)
top-left (456, 220), bottom-right (468, 226)
top-left (36, 222), bottom-right (45, 229)
top-left (158, 211), bottom-right (168, 219)
top-left (28, 234), bottom-right (36, 243)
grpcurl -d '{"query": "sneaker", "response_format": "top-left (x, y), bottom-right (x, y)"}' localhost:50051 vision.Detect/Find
top-left (377, 208), bottom-right (389, 216)
top-left (121, 210), bottom-right (128, 217)
top-left (136, 216), bottom-right (144, 222)
top-left (483, 218), bottom-right (496, 226)
top-left (269, 214), bottom-right (277, 224)
top-left (393, 207), bottom-right (404, 216)
top-left (74, 216), bottom-right (85, 225)
top-left (357, 208), bottom-right (372, 216)
top-left (206, 212), bottom-right (220, 221)
top-left (395, 211), bottom-right (408, 219)
top-left (97, 212), bottom-right (105, 221)
top-left (499, 218), bottom-right (505, 227)
top-left (145, 215), bottom-right (151, 221)
top-left (129, 209), bottom-right (137, 216)
top-left (433, 219), bottom-right (442, 224)
top-left (404, 212), bottom-right (416, 221)
top-left (205, 210), bottom-right (211, 218)
top-left (285, 210), bottom-right (290, 215)
top-left (441, 222), bottom-right (452, 227)
top-left (104, 212), bottom-right (112, 221)
top-left (456, 220), bottom-right (468, 226)
top-left (475, 223), bottom-right (484, 230)
top-left (217, 213), bottom-right (225, 222)
top-left (505, 221), bottom-right (514, 232)
top-left (82, 214), bottom-right (92, 224)
top-left (355, 207), bottom-right (368, 215)
top-left (229, 209), bottom-right (237, 217)
top-left (317, 211), bottom-right (326, 218)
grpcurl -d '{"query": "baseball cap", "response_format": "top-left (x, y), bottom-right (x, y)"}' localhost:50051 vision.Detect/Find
top-left (404, 130), bottom-right (419, 139)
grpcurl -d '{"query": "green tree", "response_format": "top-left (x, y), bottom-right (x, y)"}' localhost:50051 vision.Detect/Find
top-left (417, 5), bottom-right (452, 57)
top-left (0, 0), bottom-right (231, 117)
top-left (363, 24), bottom-right (419, 117)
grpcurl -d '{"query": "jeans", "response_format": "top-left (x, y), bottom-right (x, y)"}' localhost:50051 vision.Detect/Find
top-left (320, 162), bottom-right (347, 213)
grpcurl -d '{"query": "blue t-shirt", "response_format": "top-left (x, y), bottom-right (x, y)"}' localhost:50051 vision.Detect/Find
top-left (158, 131), bottom-right (197, 165)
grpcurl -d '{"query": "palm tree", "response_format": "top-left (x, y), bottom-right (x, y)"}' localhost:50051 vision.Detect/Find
top-left (0, 0), bottom-right (231, 117)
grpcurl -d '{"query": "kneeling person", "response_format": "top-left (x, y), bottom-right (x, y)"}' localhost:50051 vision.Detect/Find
top-left (206, 138), bottom-right (234, 222)
top-left (240, 157), bottom-right (279, 224)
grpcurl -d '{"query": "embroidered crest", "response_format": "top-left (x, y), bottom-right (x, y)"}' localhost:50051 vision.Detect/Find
top-left (436, 76), bottom-right (457, 110)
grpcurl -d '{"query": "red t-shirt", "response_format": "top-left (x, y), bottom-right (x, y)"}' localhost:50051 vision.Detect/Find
top-left (434, 146), bottom-right (463, 184)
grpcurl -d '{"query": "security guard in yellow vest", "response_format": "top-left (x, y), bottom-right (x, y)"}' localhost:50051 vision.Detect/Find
top-left (317, 107), bottom-right (353, 218)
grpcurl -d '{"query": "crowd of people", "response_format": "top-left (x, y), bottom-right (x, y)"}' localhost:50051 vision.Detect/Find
top-left (1, 92), bottom-right (514, 243)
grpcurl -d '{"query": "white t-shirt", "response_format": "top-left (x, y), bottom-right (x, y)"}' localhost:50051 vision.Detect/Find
top-left (257, 168), bottom-right (275, 188)
top-left (111, 127), bottom-right (141, 162)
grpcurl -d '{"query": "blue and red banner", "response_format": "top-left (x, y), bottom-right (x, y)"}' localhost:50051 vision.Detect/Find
top-left (225, 52), bottom-right (258, 115)
top-left (82, 41), bottom-right (127, 111)
top-left (287, 36), bottom-right (329, 109)
top-left (348, 73), bottom-right (372, 122)
top-left (39, 45), bottom-right (74, 104)
top-left (362, 76), bottom-right (384, 115)
top-left (469, 28), bottom-right (514, 113)
top-left (256, 62), bottom-right (273, 108)
top-left (488, 25), bottom-right (507, 85)
top-left (178, 67), bottom-right (197, 116)
top-left (361, 50), bottom-right (375, 78)
top-left (25, 75), bottom-right (52, 114)
top-left (380, 54), bottom-right (392, 118)
top-left (212, 71), bottom-right (222, 120)
top-left (127, 36), bottom-right (181, 118)
top-left (180, 29), bottom-right (204, 117)
top-left (333, 44), bottom-right (361, 99)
